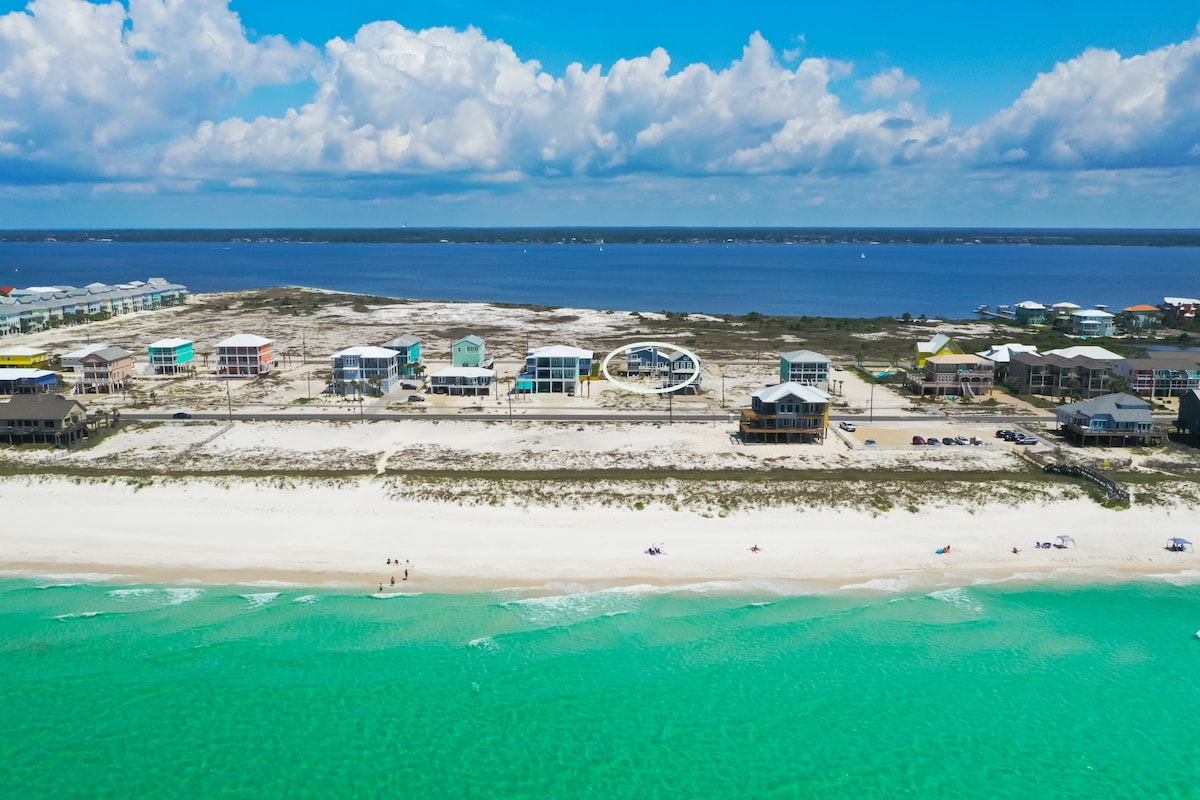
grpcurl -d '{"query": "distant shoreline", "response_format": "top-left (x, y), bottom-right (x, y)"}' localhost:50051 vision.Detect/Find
top-left (4, 227), bottom-right (1200, 247)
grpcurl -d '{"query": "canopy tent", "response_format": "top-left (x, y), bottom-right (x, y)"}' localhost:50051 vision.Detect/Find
top-left (1056, 535), bottom-right (1076, 548)
top-left (1168, 537), bottom-right (1193, 551)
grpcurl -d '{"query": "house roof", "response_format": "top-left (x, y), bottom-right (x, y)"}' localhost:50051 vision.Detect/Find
top-left (0, 394), bottom-right (84, 421)
top-left (1123, 304), bottom-right (1161, 312)
top-left (385, 334), bottom-right (420, 348)
top-left (528, 345), bottom-right (593, 359)
top-left (1051, 301), bottom-right (1082, 309)
top-left (332, 346), bottom-right (401, 359)
top-left (80, 346), bottom-right (133, 362)
top-left (780, 349), bottom-right (830, 363)
top-left (0, 368), bottom-right (56, 380)
top-left (216, 334), bottom-right (272, 347)
top-left (1058, 392), bottom-right (1153, 423)
top-left (149, 338), bottom-right (193, 348)
top-left (62, 344), bottom-right (110, 360)
top-left (752, 382), bottom-right (831, 404)
top-left (1164, 297), bottom-right (1200, 305)
top-left (916, 333), bottom-right (955, 354)
top-left (1119, 357), bottom-right (1200, 371)
top-left (976, 343), bottom-right (1039, 363)
top-left (1043, 346), bottom-right (1124, 361)
top-left (455, 335), bottom-right (485, 346)
top-left (1071, 309), bottom-right (1115, 319)
top-left (1015, 300), bottom-right (1046, 309)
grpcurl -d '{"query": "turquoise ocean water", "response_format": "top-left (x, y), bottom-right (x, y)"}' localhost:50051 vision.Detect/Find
top-left (3, 575), bottom-right (1198, 798)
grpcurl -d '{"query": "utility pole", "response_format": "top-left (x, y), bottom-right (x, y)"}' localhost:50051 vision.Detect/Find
top-left (869, 382), bottom-right (875, 425)
top-left (226, 380), bottom-right (232, 420)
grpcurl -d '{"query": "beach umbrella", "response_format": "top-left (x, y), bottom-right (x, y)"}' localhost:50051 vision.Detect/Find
top-left (1168, 537), bottom-right (1192, 551)
top-left (1056, 535), bottom-right (1076, 548)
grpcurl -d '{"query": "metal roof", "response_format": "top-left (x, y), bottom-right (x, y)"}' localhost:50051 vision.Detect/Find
top-left (752, 382), bottom-right (831, 403)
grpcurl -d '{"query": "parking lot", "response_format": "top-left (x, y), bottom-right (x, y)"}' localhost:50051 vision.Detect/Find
top-left (836, 422), bottom-right (1047, 450)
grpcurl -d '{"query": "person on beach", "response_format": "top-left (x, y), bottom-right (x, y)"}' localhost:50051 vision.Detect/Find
top-left (750, 545), bottom-right (761, 553)
top-left (390, 576), bottom-right (395, 586)
top-left (378, 583), bottom-right (383, 593)
top-left (387, 558), bottom-right (391, 565)
top-left (404, 569), bottom-right (408, 581)
top-left (1012, 547), bottom-right (1020, 554)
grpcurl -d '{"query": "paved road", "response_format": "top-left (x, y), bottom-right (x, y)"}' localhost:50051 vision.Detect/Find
top-left (124, 411), bottom-right (1069, 425)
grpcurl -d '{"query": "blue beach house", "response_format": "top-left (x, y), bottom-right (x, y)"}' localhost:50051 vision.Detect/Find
top-left (779, 350), bottom-right (830, 389)
top-left (331, 346), bottom-right (402, 396)
top-left (148, 338), bottom-right (195, 374)
top-left (517, 345), bottom-right (593, 394)
top-left (624, 345), bottom-right (671, 376)
top-left (452, 335), bottom-right (491, 368)
top-left (381, 334), bottom-right (422, 376)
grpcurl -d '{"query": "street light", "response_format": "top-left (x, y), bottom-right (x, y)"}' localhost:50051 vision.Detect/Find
top-left (869, 382), bottom-right (875, 425)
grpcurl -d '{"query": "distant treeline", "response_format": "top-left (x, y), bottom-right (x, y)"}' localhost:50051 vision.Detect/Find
top-left (4, 227), bottom-right (1200, 246)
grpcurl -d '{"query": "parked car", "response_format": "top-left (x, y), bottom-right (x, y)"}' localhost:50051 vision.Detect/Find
top-left (942, 437), bottom-right (956, 446)
top-left (839, 421), bottom-right (857, 432)
top-left (401, 382), bottom-right (419, 390)
top-left (833, 364), bottom-right (844, 371)
top-left (172, 411), bottom-right (192, 419)
top-left (865, 439), bottom-right (877, 446)
top-left (995, 429), bottom-right (1013, 439)
top-left (1015, 436), bottom-right (1037, 445)
top-left (955, 436), bottom-right (970, 445)
top-left (912, 435), bottom-right (926, 445)
top-left (407, 395), bottom-right (425, 402)
top-left (927, 437), bottom-right (941, 446)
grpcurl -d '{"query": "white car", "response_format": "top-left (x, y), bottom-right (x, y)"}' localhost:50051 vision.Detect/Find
top-left (839, 421), bottom-right (857, 432)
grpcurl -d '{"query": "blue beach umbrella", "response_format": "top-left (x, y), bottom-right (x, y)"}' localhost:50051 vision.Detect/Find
top-left (1167, 537), bottom-right (1192, 551)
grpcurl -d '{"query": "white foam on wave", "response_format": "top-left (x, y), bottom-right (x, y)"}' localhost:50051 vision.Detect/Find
top-left (52, 611), bottom-right (105, 621)
top-left (503, 587), bottom-right (641, 625)
top-left (238, 580), bottom-right (306, 588)
top-left (240, 592), bottom-right (281, 609)
top-left (927, 587), bottom-right (983, 614)
top-left (1144, 570), bottom-right (1200, 587)
top-left (468, 636), bottom-right (498, 651)
top-left (107, 588), bottom-right (156, 601)
top-left (165, 588), bottom-right (202, 606)
top-left (371, 592), bottom-right (420, 599)
top-left (31, 572), bottom-right (125, 588)
top-left (292, 594), bottom-right (318, 605)
top-left (838, 576), bottom-right (927, 594)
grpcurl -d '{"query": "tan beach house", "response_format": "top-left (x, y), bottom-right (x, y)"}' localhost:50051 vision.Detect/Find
top-left (216, 334), bottom-right (274, 377)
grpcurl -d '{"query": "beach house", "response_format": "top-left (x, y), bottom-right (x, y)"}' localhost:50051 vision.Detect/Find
top-left (330, 346), bottom-right (402, 396)
top-left (60, 344), bottom-right (109, 372)
top-left (666, 350), bottom-right (702, 394)
top-left (908, 354), bottom-right (994, 398)
top-left (1049, 302), bottom-right (1082, 330)
top-left (1067, 309), bottom-right (1116, 337)
top-left (1008, 351), bottom-right (1116, 399)
top-left (1013, 301), bottom-right (1048, 325)
top-left (738, 382), bottom-right (830, 444)
top-left (0, 368), bottom-right (58, 394)
top-left (1056, 393), bottom-right (1165, 447)
top-left (430, 367), bottom-right (495, 396)
top-left (381, 335), bottom-right (422, 376)
top-left (216, 334), bottom-right (274, 377)
top-left (0, 394), bottom-right (88, 446)
top-left (623, 345), bottom-right (671, 376)
top-left (516, 345), bottom-right (593, 394)
top-left (779, 350), bottom-right (830, 389)
top-left (148, 339), bottom-right (195, 374)
top-left (1160, 297), bottom-right (1199, 320)
top-left (0, 346), bottom-right (52, 370)
top-left (451, 335), bottom-right (491, 368)
top-left (1177, 390), bottom-right (1200, 436)
top-left (914, 334), bottom-right (962, 367)
top-left (1119, 305), bottom-right (1162, 331)
top-left (975, 343), bottom-right (1039, 382)
top-left (77, 346), bottom-right (134, 394)
top-left (1112, 357), bottom-right (1200, 398)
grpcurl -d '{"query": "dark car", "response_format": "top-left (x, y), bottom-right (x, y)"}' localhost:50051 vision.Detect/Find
top-left (401, 383), bottom-right (419, 390)
top-left (172, 411), bottom-right (192, 419)
top-left (942, 437), bottom-right (956, 445)
top-left (927, 437), bottom-right (941, 446)
top-left (995, 429), bottom-right (1013, 438)
top-left (407, 395), bottom-right (425, 402)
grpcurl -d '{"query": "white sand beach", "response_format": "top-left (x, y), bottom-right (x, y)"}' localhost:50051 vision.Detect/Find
top-left (2, 475), bottom-right (1195, 593)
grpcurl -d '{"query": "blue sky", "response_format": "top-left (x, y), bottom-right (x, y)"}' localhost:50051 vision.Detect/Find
top-left (1, 0), bottom-right (1199, 228)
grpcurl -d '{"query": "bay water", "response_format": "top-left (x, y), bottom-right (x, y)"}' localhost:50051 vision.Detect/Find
top-left (3, 241), bottom-right (1199, 318)
top-left (3, 574), bottom-right (1198, 798)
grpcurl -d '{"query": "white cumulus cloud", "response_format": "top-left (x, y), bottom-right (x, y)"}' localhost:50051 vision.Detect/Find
top-left (856, 67), bottom-right (920, 100)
